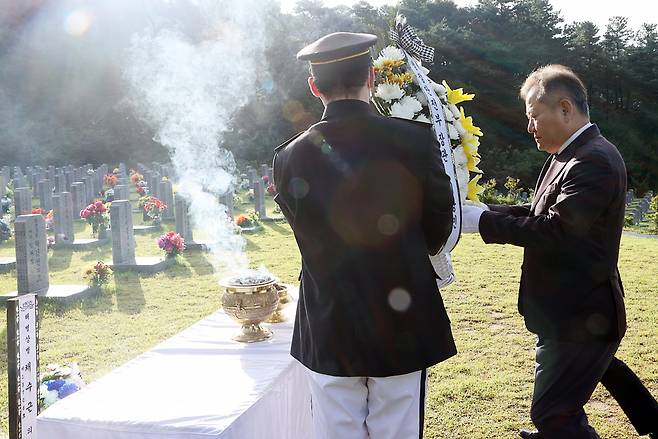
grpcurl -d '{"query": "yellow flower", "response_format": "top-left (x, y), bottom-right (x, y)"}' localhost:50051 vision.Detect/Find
top-left (459, 107), bottom-right (483, 136)
top-left (461, 133), bottom-right (480, 156)
top-left (443, 80), bottom-right (475, 105)
top-left (465, 150), bottom-right (482, 173)
top-left (467, 174), bottom-right (485, 202)
top-left (385, 72), bottom-right (413, 87)
top-left (374, 59), bottom-right (405, 75)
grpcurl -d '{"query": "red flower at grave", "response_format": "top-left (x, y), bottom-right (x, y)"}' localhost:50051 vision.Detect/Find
top-left (157, 231), bottom-right (185, 258)
top-left (103, 174), bottom-right (118, 188)
top-left (236, 214), bottom-right (249, 227)
top-left (136, 186), bottom-right (146, 196)
top-left (32, 208), bottom-right (43, 215)
top-left (262, 175), bottom-right (269, 183)
top-left (266, 184), bottom-right (276, 195)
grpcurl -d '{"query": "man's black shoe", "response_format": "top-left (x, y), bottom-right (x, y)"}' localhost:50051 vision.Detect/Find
top-left (519, 430), bottom-right (543, 439)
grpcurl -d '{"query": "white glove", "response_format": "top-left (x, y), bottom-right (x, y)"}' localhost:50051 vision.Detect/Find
top-left (463, 200), bottom-right (490, 211)
top-left (461, 204), bottom-right (485, 233)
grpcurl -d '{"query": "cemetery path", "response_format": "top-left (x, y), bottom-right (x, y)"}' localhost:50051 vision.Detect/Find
top-left (623, 231), bottom-right (658, 240)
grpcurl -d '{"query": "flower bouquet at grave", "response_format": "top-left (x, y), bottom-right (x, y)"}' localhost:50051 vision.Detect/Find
top-left (131, 172), bottom-right (144, 184)
top-left (142, 196), bottom-right (167, 224)
top-left (39, 363), bottom-right (85, 410)
top-left (46, 236), bottom-right (55, 250)
top-left (103, 174), bottom-right (118, 188)
top-left (83, 261), bottom-right (113, 287)
top-left (247, 189), bottom-right (255, 202)
top-left (266, 183), bottom-right (276, 196)
top-left (44, 209), bottom-right (54, 231)
top-left (235, 211), bottom-right (260, 231)
top-left (80, 201), bottom-right (110, 237)
top-left (32, 208), bottom-right (43, 215)
top-left (113, 168), bottom-right (120, 174)
top-left (157, 231), bottom-right (185, 258)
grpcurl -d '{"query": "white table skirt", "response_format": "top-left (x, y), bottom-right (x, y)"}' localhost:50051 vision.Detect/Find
top-left (37, 293), bottom-right (312, 439)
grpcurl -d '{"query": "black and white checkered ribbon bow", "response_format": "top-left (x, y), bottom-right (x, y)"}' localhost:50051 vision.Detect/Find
top-left (390, 14), bottom-right (434, 64)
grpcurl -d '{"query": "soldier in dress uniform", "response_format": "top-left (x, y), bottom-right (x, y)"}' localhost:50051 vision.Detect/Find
top-left (272, 32), bottom-right (457, 439)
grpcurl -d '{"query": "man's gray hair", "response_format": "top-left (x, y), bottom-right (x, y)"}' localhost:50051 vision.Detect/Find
top-left (520, 64), bottom-right (589, 116)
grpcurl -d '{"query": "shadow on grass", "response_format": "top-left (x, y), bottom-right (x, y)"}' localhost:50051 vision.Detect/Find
top-left (81, 288), bottom-right (114, 316)
top-left (114, 272), bottom-right (145, 315)
top-left (80, 248), bottom-right (112, 263)
top-left (186, 253), bottom-right (215, 277)
top-left (243, 237), bottom-right (260, 251)
top-left (49, 248), bottom-right (73, 272)
top-left (266, 221), bottom-right (290, 234)
top-left (163, 260), bottom-right (192, 278)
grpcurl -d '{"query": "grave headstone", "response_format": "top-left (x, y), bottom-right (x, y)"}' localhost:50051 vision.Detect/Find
top-left (83, 175), bottom-right (95, 204)
top-left (53, 192), bottom-right (75, 244)
top-left (254, 180), bottom-right (267, 219)
top-left (149, 174), bottom-right (161, 199)
top-left (175, 195), bottom-right (194, 243)
top-left (38, 180), bottom-right (53, 212)
top-left (221, 190), bottom-right (234, 219)
top-left (71, 182), bottom-right (86, 216)
top-left (158, 179), bottom-right (174, 219)
top-left (110, 200), bottom-right (136, 265)
top-left (55, 173), bottom-right (67, 193)
top-left (14, 215), bottom-right (49, 294)
top-left (114, 184), bottom-right (130, 201)
top-left (13, 187), bottom-right (32, 217)
top-left (248, 168), bottom-right (258, 190)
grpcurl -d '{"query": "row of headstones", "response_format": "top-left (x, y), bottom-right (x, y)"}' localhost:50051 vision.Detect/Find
top-left (627, 190), bottom-right (654, 226)
top-left (4, 163), bottom-right (109, 195)
top-left (8, 164), bottom-right (111, 217)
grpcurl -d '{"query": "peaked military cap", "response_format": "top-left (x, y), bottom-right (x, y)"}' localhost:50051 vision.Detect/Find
top-left (297, 32), bottom-right (377, 65)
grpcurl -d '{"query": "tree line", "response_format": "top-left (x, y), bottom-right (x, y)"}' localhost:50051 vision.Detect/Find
top-left (1, 0), bottom-right (656, 193)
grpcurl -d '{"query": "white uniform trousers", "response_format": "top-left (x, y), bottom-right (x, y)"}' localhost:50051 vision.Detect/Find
top-left (305, 366), bottom-right (428, 439)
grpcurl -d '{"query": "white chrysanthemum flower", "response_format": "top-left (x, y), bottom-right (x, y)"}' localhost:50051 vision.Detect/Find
top-left (456, 122), bottom-right (467, 136)
top-left (375, 83), bottom-right (405, 102)
top-left (415, 91), bottom-right (428, 106)
top-left (432, 81), bottom-right (447, 96)
top-left (453, 146), bottom-right (468, 168)
top-left (391, 96), bottom-right (423, 120)
top-left (379, 46), bottom-right (405, 61)
top-left (447, 123), bottom-right (460, 140)
top-left (415, 114), bottom-right (431, 123)
top-left (456, 166), bottom-right (469, 201)
top-left (443, 105), bottom-right (455, 122)
top-left (449, 104), bottom-right (461, 119)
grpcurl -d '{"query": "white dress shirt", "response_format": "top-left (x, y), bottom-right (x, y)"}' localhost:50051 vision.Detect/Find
top-left (557, 122), bottom-right (593, 155)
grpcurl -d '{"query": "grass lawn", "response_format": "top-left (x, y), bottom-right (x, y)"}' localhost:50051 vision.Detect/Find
top-left (0, 192), bottom-right (656, 438)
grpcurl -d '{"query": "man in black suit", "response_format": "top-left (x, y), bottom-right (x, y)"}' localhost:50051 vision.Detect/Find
top-left (462, 64), bottom-right (657, 438)
top-left (273, 32), bottom-right (456, 438)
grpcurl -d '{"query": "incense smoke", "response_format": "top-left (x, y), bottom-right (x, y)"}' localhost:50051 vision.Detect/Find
top-left (125, 0), bottom-right (274, 275)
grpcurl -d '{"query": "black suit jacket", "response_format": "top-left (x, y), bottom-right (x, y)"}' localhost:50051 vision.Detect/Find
top-left (480, 125), bottom-right (627, 342)
top-left (273, 99), bottom-right (457, 377)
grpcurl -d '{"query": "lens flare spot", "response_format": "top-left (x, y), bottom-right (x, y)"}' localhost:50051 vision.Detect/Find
top-left (388, 288), bottom-right (411, 312)
top-left (282, 100), bottom-right (305, 123)
top-left (289, 177), bottom-right (309, 199)
top-left (377, 214), bottom-right (399, 236)
top-left (65, 10), bottom-right (93, 37)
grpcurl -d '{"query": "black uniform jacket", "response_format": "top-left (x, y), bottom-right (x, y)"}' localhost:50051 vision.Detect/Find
top-left (273, 99), bottom-right (457, 377)
top-left (480, 125), bottom-right (627, 342)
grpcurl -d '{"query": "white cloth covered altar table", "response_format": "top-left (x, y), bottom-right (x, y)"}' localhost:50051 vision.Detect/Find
top-left (37, 295), bottom-right (312, 439)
